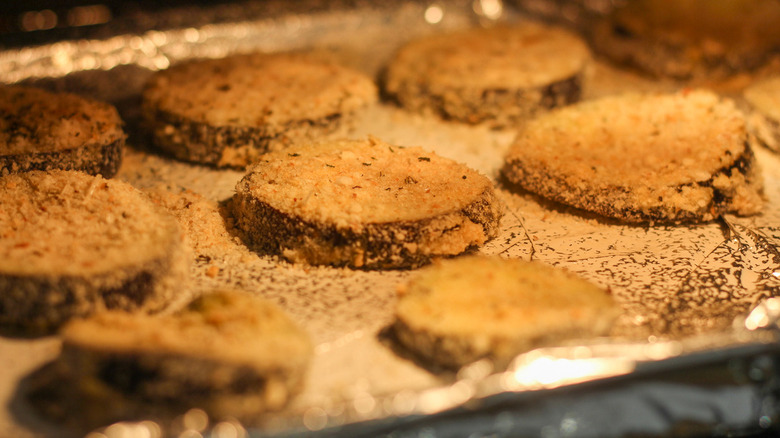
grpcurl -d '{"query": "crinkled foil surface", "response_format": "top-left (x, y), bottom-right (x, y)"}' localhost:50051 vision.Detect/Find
top-left (2, 1), bottom-right (780, 437)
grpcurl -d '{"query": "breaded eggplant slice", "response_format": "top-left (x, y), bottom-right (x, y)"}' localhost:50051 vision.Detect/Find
top-left (0, 85), bottom-right (125, 177)
top-left (142, 52), bottom-right (378, 168)
top-left (393, 256), bottom-right (619, 370)
top-left (502, 90), bottom-right (764, 223)
top-left (56, 290), bottom-right (312, 425)
top-left (589, 0), bottom-right (780, 80)
top-left (744, 76), bottom-right (780, 154)
top-left (232, 137), bottom-right (503, 269)
top-left (383, 22), bottom-right (590, 127)
top-left (0, 170), bottom-right (188, 333)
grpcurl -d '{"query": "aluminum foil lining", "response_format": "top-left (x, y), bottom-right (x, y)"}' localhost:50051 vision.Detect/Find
top-left (2, 1), bottom-right (780, 437)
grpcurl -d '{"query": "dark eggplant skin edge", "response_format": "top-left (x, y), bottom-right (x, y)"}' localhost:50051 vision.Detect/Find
top-left (231, 185), bottom-right (504, 270)
top-left (0, 138), bottom-right (124, 178)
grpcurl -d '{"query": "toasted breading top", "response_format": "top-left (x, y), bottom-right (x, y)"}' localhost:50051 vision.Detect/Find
top-left (61, 290), bottom-right (312, 372)
top-left (0, 86), bottom-right (125, 156)
top-left (745, 77), bottom-right (780, 122)
top-left (236, 137), bottom-right (495, 228)
top-left (396, 256), bottom-right (618, 337)
top-left (143, 52), bottom-right (377, 129)
top-left (385, 23), bottom-right (590, 91)
top-left (506, 90), bottom-right (749, 188)
top-left (0, 170), bottom-right (181, 276)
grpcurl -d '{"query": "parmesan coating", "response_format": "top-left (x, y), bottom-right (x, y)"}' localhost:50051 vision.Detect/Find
top-left (63, 291), bottom-right (311, 370)
top-left (393, 256), bottom-right (619, 369)
top-left (232, 137), bottom-right (503, 269)
top-left (142, 52), bottom-right (378, 167)
top-left (0, 86), bottom-right (124, 155)
top-left (0, 85), bottom-right (125, 176)
top-left (503, 89), bottom-right (764, 223)
top-left (0, 170), bottom-right (188, 331)
top-left (1, 171), bottom-right (175, 275)
top-left (144, 53), bottom-right (375, 128)
top-left (242, 139), bottom-right (490, 226)
top-left (384, 23), bottom-right (590, 125)
top-left (56, 290), bottom-right (312, 424)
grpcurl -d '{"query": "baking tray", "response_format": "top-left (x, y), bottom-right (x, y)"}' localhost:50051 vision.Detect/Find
top-left (2, 1), bottom-right (780, 437)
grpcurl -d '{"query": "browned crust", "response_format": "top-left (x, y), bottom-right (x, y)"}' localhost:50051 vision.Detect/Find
top-left (55, 344), bottom-right (307, 423)
top-left (391, 316), bottom-right (592, 370)
top-left (502, 143), bottom-right (762, 224)
top-left (141, 52), bottom-right (377, 168)
top-left (144, 106), bottom-right (345, 168)
top-left (0, 85), bottom-right (126, 177)
top-left (383, 23), bottom-right (590, 126)
top-left (390, 256), bottom-right (619, 370)
top-left (231, 187), bottom-right (503, 270)
top-left (391, 312), bottom-right (620, 370)
top-left (386, 72), bottom-right (583, 127)
top-left (390, 317), bottom-right (492, 369)
top-left (41, 291), bottom-right (312, 427)
top-left (0, 138), bottom-right (124, 178)
top-left (27, 335), bottom-right (308, 430)
top-left (0, 242), bottom-right (185, 334)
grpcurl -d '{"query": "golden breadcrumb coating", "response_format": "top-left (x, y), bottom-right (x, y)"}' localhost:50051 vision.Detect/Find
top-left (394, 256), bottom-right (619, 369)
